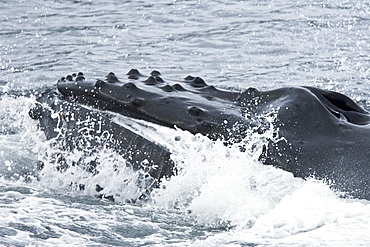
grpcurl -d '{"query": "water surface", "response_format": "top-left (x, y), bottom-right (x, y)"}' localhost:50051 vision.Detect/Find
top-left (1, 0), bottom-right (370, 246)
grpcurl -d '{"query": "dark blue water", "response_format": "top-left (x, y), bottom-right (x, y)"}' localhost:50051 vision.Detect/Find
top-left (1, 0), bottom-right (370, 246)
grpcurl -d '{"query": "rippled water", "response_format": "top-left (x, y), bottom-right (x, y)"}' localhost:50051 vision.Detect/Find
top-left (1, 0), bottom-right (370, 246)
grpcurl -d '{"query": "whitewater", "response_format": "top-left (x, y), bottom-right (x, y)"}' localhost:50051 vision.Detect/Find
top-left (0, 0), bottom-right (370, 246)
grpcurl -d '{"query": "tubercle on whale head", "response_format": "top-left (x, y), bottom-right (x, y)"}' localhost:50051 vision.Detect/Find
top-left (58, 72), bottom-right (85, 83)
top-left (144, 75), bottom-right (164, 85)
top-left (57, 70), bottom-right (211, 97)
top-left (127, 69), bottom-right (143, 79)
top-left (106, 72), bottom-right (120, 83)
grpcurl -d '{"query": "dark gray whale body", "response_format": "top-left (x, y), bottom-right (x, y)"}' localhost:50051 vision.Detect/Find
top-left (30, 69), bottom-right (370, 200)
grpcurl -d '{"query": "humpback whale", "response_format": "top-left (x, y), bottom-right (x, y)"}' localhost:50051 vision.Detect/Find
top-left (29, 70), bottom-right (370, 200)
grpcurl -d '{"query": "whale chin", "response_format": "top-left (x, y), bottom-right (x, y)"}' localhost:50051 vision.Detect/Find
top-left (30, 69), bottom-right (370, 201)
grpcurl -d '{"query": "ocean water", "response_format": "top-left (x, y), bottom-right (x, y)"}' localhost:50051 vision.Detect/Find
top-left (1, 0), bottom-right (370, 246)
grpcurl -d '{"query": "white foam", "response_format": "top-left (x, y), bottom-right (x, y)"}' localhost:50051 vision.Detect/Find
top-left (189, 181), bottom-right (370, 247)
top-left (144, 111), bottom-right (305, 230)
